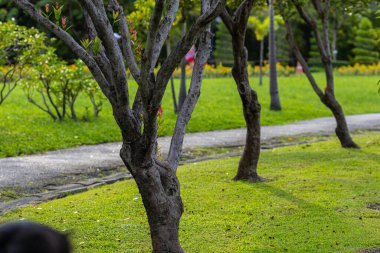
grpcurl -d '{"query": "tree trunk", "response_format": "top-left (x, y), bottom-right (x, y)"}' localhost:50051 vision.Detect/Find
top-left (231, 38), bottom-right (263, 182)
top-left (234, 89), bottom-right (262, 182)
top-left (166, 39), bottom-right (178, 113)
top-left (69, 101), bottom-right (77, 121)
top-left (259, 39), bottom-right (264, 86)
top-left (178, 18), bottom-right (187, 110)
top-left (268, 0), bottom-right (281, 111)
top-left (320, 92), bottom-right (359, 148)
top-left (120, 143), bottom-right (184, 253)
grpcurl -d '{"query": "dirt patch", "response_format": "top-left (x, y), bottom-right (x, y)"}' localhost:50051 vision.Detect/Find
top-left (360, 249), bottom-right (380, 253)
top-left (367, 203), bottom-right (380, 211)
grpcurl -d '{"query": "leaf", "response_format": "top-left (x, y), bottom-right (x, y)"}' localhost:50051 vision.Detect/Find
top-left (92, 36), bottom-right (101, 56)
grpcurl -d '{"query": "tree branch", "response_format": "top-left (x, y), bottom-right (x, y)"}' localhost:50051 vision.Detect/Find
top-left (150, 0), bottom-right (180, 70)
top-left (154, 0), bottom-right (226, 109)
top-left (141, 0), bottom-right (166, 75)
top-left (79, 0), bottom-right (130, 108)
top-left (291, 0), bottom-right (328, 58)
top-left (108, 0), bottom-right (141, 82)
top-left (167, 0), bottom-right (213, 169)
top-left (278, 1), bottom-right (324, 98)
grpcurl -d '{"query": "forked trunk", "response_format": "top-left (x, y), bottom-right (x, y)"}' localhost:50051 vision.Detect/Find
top-left (120, 144), bottom-right (184, 253)
top-left (321, 92), bottom-right (359, 148)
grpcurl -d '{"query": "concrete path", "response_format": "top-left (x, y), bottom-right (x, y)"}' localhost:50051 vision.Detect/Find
top-left (1, 113), bottom-right (380, 191)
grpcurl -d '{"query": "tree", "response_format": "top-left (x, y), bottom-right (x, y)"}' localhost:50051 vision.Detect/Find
top-left (12, 0), bottom-right (225, 252)
top-left (221, 0), bottom-right (263, 182)
top-left (248, 15), bottom-right (269, 85)
top-left (278, 0), bottom-right (359, 148)
top-left (0, 20), bottom-right (45, 105)
top-left (248, 11), bottom-right (282, 85)
top-left (352, 17), bottom-right (379, 64)
top-left (268, 0), bottom-right (281, 110)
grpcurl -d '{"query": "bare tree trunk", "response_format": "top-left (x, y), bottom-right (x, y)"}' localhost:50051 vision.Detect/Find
top-left (178, 17), bottom-right (187, 110)
top-left (120, 145), bottom-right (184, 253)
top-left (331, 22), bottom-right (338, 61)
top-left (221, 0), bottom-right (263, 182)
top-left (320, 92), bottom-right (358, 148)
top-left (268, 0), bottom-right (281, 111)
top-left (259, 39), bottom-right (264, 85)
top-left (166, 39), bottom-right (178, 113)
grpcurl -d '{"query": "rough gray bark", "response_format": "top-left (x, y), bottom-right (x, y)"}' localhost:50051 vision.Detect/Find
top-left (279, 0), bottom-right (359, 148)
top-left (12, 0), bottom-right (225, 251)
top-left (221, 0), bottom-right (263, 182)
top-left (268, 0), bottom-right (281, 111)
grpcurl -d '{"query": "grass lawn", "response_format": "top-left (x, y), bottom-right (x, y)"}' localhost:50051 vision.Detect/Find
top-left (0, 74), bottom-right (379, 157)
top-left (1, 132), bottom-right (379, 252)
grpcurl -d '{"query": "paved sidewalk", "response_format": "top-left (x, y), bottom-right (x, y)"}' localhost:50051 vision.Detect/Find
top-left (1, 113), bottom-right (379, 191)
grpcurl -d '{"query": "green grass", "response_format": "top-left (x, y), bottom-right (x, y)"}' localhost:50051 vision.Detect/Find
top-left (1, 132), bottom-right (379, 252)
top-left (0, 74), bottom-right (379, 157)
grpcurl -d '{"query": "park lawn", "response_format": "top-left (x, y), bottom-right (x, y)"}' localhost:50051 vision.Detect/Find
top-left (1, 132), bottom-right (379, 252)
top-left (0, 73), bottom-right (379, 157)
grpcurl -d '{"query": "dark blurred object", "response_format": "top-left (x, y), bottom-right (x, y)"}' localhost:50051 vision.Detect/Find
top-left (0, 221), bottom-right (71, 253)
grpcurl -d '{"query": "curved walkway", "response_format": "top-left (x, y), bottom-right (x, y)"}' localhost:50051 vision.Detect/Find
top-left (0, 113), bottom-right (379, 192)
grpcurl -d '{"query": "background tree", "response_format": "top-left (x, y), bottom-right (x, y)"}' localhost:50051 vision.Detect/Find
top-left (268, 0), bottom-right (281, 111)
top-left (278, 0), bottom-right (359, 148)
top-left (12, 0), bottom-right (225, 251)
top-left (0, 20), bottom-right (45, 105)
top-left (248, 15), bottom-right (269, 85)
top-left (352, 17), bottom-right (379, 64)
top-left (221, 0), bottom-right (263, 182)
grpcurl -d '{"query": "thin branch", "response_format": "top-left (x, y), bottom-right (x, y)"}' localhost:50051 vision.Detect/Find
top-left (167, 0), bottom-right (213, 168)
top-left (141, 0), bottom-right (166, 75)
top-left (78, 0), bottom-right (130, 108)
top-left (291, 0), bottom-right (328, 59)
top-left (150, 0), bottom-right (180, 70)
top-left (278, 1), bottom-right (324, 98)
top-left (108, 0), bottom-right (140, 81)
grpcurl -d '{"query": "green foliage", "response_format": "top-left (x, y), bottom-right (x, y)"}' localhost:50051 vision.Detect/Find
top-left (0, 20), bottom-right (46, 105)
top-left (0, 74), bottom-right (379, 157)
top-left (248, 15), bottom-right (283, 41)
top-left (352, 17), bottom-right (379, 64)
top-left (1, 132), bottom-right (379, 252)
top-left (22, 47), bottom-right (72, 121)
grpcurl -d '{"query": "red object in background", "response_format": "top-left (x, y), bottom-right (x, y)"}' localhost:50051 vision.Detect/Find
top-left (296, 61), bottom-right (303, 74)
top-left (185, 46), bottom-right (195, 64)
top-left (158, 106), bottom-right (163, 118)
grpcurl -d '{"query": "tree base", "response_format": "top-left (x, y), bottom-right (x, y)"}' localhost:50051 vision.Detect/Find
top-left (233, 175), bottom-right (267, 183)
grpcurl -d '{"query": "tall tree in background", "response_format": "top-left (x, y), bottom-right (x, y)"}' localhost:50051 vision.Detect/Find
top-left (221, 0), bottom-right (263, 182)
top-left (352, 17), bottom-right (379, 64)
top-left (178, 9), bottom-right (188, 111)
top-left (279, 0), bottom-right (359, 148)
top-left (268, 0), bottom-right (281, 110)
top-left (248, 15), bottom-right (269, 85)
top-left (11, 0), bottom-right (225, 251)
